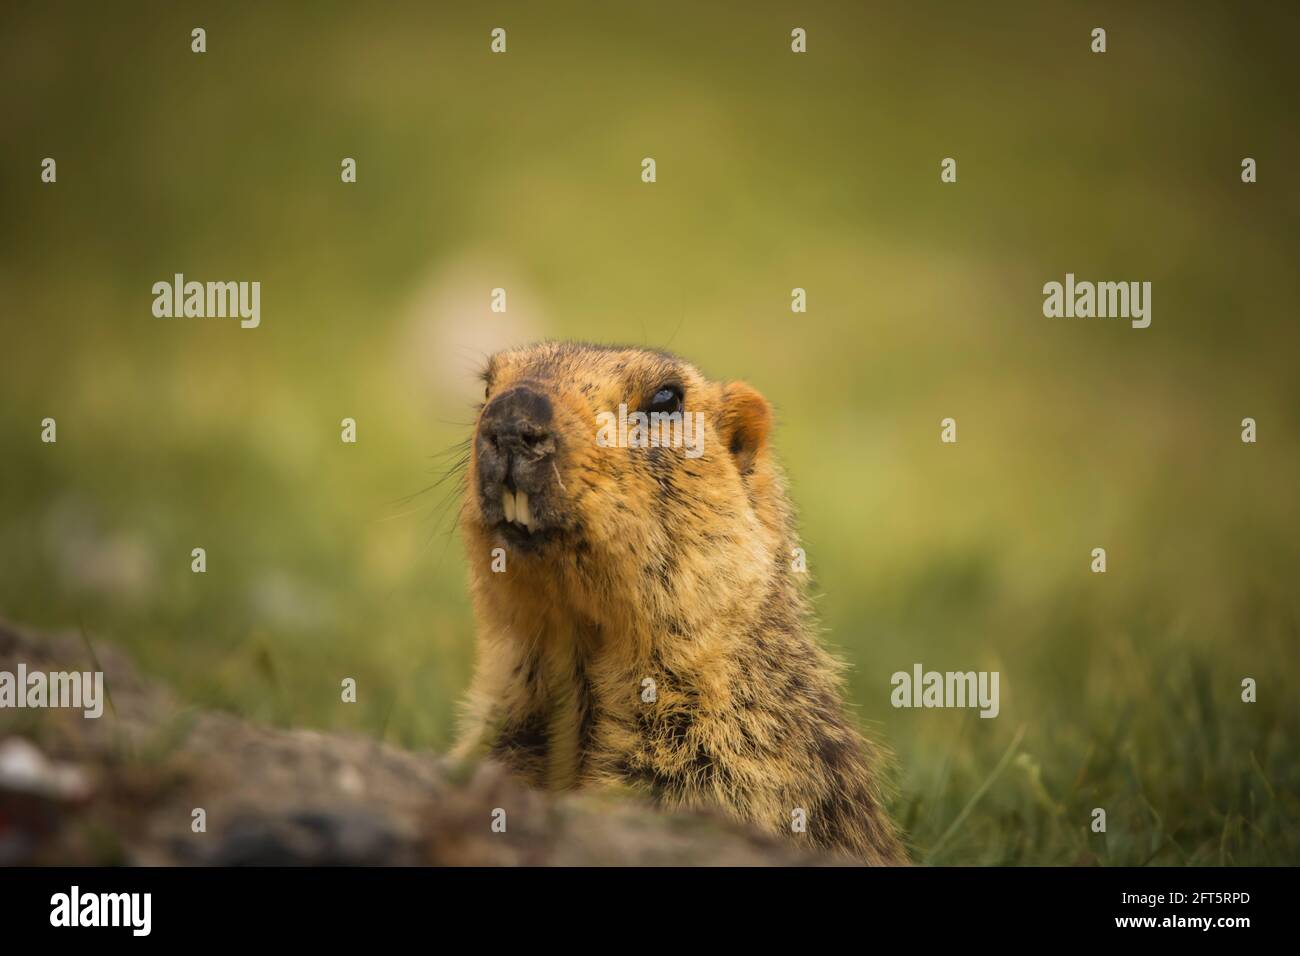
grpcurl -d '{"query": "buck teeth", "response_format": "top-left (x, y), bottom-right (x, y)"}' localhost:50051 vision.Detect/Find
top-left (500, 488), bottom-right (536, 533)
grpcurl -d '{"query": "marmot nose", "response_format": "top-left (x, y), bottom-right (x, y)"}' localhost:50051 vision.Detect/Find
top-left (478, 386), bottom-right (557, 486)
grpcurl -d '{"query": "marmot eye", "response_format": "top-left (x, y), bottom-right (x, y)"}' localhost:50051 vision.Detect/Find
top-left (646, 385), bottom-right (683, 415)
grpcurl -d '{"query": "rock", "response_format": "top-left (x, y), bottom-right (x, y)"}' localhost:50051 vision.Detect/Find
top-left (0, 618), bottom-right (834, 866)
top-left (0, 737), bottom-right (92, 801)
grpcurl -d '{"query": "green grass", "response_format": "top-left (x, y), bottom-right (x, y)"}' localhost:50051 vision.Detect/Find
top-left (1, 0), bottom-right (1298, 864)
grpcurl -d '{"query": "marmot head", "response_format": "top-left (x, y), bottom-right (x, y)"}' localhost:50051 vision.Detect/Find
top-left (461, 342), bottom-right (790, 626)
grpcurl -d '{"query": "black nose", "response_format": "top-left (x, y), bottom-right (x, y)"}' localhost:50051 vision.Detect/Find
top-left (478, 386), bottom-right (556, 491)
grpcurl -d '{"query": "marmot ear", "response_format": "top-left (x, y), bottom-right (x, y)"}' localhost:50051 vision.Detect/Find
top-left (720, 381), bottom-right (772, 474)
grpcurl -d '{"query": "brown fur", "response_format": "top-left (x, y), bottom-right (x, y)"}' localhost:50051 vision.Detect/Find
top-left (452, 341), bottom-right (907, 864)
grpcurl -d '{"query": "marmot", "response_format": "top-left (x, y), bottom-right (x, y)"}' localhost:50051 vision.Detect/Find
top-left (452, 341), bottom-right (907, 864)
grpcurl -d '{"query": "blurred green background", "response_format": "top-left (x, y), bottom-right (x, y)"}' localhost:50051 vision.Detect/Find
top-left (2, 1), bottom-right (1297, 864)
